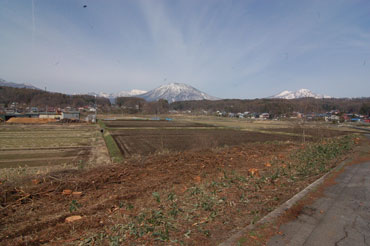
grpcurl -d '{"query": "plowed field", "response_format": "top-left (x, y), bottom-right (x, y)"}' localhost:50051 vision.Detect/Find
top-left (111, 129), bottom-right (300, 156)
top-left (104, 120), bottom-right (211, 128)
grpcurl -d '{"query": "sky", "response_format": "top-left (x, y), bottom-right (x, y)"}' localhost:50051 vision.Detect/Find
top-left (0, 0), bottom-right (369, 99)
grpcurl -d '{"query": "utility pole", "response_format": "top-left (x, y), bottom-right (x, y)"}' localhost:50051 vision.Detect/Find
top-left (45, 86), bottom-right (48, 115)
top-left (94, 95), bottom-right (97, 123)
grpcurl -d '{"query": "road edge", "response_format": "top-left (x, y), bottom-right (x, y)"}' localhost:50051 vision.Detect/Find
top-left (218, 154), bottom-right (355, 246)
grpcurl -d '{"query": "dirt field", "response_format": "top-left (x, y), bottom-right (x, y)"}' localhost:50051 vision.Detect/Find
top-left (0, 118), bottom-right (358, 245)
top-left (111, 128), bottom-right (300, 156)
top-left (0, 136), bottom-right (356, 245)
top-left (106, 119), bottom-right (353, 157)
top-left (0, 124), bottom-right (111, 181)
top-left (104, 119), bottom-right (212, 128)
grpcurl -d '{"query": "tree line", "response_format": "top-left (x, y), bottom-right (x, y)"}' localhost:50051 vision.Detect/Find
top-left (0, 86), bottom-right (111, 108)
top-left (1, 86), bottom-right (369, 115)
top-left (170, 98), bottom-right (370, 115)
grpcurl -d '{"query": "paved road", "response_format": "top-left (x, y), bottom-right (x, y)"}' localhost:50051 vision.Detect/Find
top-left (268, 160), bottom-right (370, 246)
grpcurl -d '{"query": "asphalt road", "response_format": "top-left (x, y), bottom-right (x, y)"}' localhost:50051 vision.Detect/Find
top-left (268, 160), bottom-right (370, 246)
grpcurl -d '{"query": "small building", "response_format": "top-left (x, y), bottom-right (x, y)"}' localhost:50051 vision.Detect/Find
top-left (85, 114), bottom-right (96, 123)
top-left (30, 107), bottom-right (39, 112)
top-left (260, 113), bottom-right (270, 119)
top-left (62, 111), bottom-right (80, 120)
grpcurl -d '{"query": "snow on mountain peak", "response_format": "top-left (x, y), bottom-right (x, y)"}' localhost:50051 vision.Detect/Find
top-left (271, 89), bottom-right (332, 99)
top-left (115, 89), bottom-right (147, 97)
top-left (138, 82), bottom-right (219, 102)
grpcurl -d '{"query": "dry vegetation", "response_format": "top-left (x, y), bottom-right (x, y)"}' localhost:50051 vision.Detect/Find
top-left (0, 124), bottom-right (110, 181)
top-left (0, 118), bottom-right (359, 245)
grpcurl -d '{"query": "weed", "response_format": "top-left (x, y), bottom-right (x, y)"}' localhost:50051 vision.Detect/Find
top-left (152, 192), bottom-right (161, 203)
top-left (77, 160), bottom-right (85, 170)
top-left (291, 135), bottom-right (354, 177)
top-left (184, 230), bottom-right (191, 238)
top-left (69, 200), bottom-right (82, 212)
top-left (126, 203), bottom-right (134, 210)
top-left (167, 192), bottom-right (176, 201)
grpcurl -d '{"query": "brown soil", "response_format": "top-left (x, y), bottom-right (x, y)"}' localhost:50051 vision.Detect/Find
top-left (104, 120), bottom-right (211, 128)
top-left (6, 118), bottom-right (57, 124)
top-left (0, 142), bottom-right (311, 245)
top-left (111, 129), bottom-right (300, 156)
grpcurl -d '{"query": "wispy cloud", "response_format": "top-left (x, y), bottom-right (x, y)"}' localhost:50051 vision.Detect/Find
top-left (0, 0), bottom-right (369, 98)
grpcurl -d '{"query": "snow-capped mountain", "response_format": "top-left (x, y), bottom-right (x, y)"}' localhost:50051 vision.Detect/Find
top-left (114, 89), bottom-right (147, 97)
top-left (137, 82), bottom-right (219, 102)
top-left (0, 78), bottom-right (39, 90)
top-left (270, 89), bottom-right (332, 99)
top-left (88, 89), bottom-right (147, 99)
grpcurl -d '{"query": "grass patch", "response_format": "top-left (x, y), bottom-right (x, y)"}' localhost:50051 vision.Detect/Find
top-left (99, 120), bottom-right (124, 163)
top-left (291, 135), bottom-right (355, 177)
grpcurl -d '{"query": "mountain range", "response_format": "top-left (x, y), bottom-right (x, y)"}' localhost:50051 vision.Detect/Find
top-left (89, 82), bottom-right (218, 102)
top-left (1, 78), bottom-right (334, 102)
top-left (270, 89), bottom-right (332, 99)
top-left (0, 78), bottom-right (39, 90)
top-left (88, 89), bottom-right (147, 99)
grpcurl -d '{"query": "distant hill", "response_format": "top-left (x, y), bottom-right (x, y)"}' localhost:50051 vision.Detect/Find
top-left (138, 82), bottom-right (219, 102)
top-left (270, 89), bottom-right (332, 99)
top-left (171, 97), bottom-right (370, 114)
top-left (0, 78), bottom-right (39, 90)
top-left (0, 86), bottom-right (111, 108)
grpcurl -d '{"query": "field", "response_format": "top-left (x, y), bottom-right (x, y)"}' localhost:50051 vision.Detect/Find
top-left (0, 117), bottom-right (361, 245)
top-left (105, 119), bottom-right (351, 157)
top-left (0, 124), bottom-right (111, 180)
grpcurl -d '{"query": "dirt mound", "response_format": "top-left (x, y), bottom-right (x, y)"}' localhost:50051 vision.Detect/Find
top-left (6, 118), bottom-right (57, 124)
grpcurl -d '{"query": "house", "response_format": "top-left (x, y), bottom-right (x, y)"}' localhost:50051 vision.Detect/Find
top-left (85, 114), bottom-right (96, 123)
top-left (330, 115), bottom-right (340, 121)
top-left (215, 111), bottom-right (224, 117)
top-left (62, 111), bottom-right (80, 120)
top-left (260, 113), bottom-right (269, 119)
top-left (290, 112), bottom-right (303, 119)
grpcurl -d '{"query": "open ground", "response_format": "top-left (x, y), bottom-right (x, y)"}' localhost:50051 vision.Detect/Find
top-left (0, 123), bottom-right (111, 181)
top-left (0, 117), bottom-right (363, 245)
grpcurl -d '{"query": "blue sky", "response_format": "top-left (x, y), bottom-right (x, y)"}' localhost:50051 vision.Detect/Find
top-left (0, 0), bottom-right (369, 98)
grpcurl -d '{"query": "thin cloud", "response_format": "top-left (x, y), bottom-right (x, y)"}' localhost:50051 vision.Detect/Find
top-left (0, 0), bottom-right (369, 98)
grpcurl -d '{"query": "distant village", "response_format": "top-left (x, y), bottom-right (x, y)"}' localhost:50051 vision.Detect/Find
top-left (1, 100), bottom-right (369, 124)
top-left (211, 110), bottom-right (370, 123)
top-left (0, 102), bottom-right (97, 123)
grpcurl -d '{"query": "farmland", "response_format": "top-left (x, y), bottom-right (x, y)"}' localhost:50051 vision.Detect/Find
top-left (0, 117), bottom-right (363, 245)
top-left (104, 119), bottom-right (352, 157)
top-left (0, 124), bottom-right (110, 180)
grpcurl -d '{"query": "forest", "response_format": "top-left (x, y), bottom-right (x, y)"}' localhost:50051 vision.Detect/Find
top-left (0, 86), bottom-right (111, 108)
